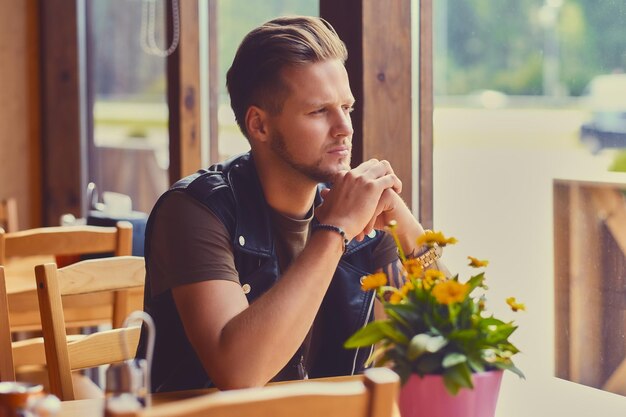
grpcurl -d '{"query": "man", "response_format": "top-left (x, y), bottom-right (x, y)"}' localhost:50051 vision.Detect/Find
top-left (139, 15), bottom-right (437, 392)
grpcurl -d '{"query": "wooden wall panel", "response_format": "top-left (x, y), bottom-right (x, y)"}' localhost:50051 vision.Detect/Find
top-left (0, 0), bottom-right (41, 230)
top-left (321, 0), bottom-right (416, 215)
top-left (40, 0), bottom-right (83, 225)
top-left (362, 0), bottom-right (413, 214)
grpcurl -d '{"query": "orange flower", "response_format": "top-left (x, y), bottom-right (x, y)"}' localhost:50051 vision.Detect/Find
top-left (360, 272), bottom-right (387, 291)
top-left (468, 256), bottom-right (489, 268)
top-left (432, 280), bottom-right (469, 305)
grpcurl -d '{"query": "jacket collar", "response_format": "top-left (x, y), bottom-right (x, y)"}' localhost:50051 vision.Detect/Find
top-left (226, 152), bottom-right (377, 257)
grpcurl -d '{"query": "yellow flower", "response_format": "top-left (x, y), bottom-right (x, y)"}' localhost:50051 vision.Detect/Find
top-left (506, 297), bottom-right (526, 312)
top-left (389, 280), bottom-right (415, 304)
top-left (361, 272), bottom-right (388, 291)
top-left (403, 258), bottom-right (423, 277)
top-left (468, 256), bottom-right (489, 268)
top-left (423, 269), bottom-right (446, 289)
top-left (425, 269), bottom-right (446, 282)
top-left (432, 280), bottom-right (469, 305)
top-left (416, 230), bottom-right (458, 248)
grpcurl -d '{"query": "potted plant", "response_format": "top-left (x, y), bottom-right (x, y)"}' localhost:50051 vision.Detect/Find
top-left (344, 224), bottom-right (525, 417)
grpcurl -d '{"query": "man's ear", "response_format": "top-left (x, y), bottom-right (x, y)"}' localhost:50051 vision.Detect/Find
top-left (245, 105), bottom-right (270, 143)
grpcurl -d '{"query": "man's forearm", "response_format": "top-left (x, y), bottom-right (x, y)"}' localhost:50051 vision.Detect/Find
top-left (210, 229), bottom-right (344, 388)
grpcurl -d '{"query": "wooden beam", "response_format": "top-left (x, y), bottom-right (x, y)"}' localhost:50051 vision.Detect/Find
top-left (40, 0), bottom-right (84, 225)
top-left (208, 0), bottom-right (219, 165)
top-left (321, 0), bottom-right (415, 213)
top-left (418, 0), bottom-right (433, 228)
top-left (568, 185), bottom-right (603, 386)
top-left (167, 0), bottom-right (202, 184)
top-left (319, 0), bottom-right (364, 169)
top-left (362, 0), bottom-right (413, 212)
top-left (553, 181), bottom-right (571, 380)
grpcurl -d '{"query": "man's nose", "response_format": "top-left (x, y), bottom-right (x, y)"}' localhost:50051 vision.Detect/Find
top-left (331, 109), bottom-right (354, 138)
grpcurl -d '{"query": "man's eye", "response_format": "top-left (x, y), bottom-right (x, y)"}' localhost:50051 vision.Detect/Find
top-left (311, 108), bottom-right (327, 114)
top-left (344, 106), bottom-right (355, 113)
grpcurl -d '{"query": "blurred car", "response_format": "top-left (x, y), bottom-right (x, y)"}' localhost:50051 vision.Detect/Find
top-left (579, 74), bottom-right (626, 154)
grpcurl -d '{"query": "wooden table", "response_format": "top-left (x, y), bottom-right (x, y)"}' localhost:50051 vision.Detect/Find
top-left (4, 256), bottom-right (143, 332)
top-left (58, 376), bottom-right (402, 417)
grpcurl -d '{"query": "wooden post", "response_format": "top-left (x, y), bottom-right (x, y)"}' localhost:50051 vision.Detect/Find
top-left (321, 0), bottom-right (418, 216)
top-left (40, 0), bottom-right (84, 226)
top-left (167, 0), bottom-right (203, 184)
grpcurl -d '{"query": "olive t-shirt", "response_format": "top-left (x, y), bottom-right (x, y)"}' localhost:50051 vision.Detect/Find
top-left (148, 190), bottom-right (399, 380)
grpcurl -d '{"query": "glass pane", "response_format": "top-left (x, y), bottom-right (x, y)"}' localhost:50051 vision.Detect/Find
top-left (433, 0), bottom-right (626, 412)
top-left (87, 0), bottom-right (169, 214)
top-left (216, 0), bottom-right (319, 160)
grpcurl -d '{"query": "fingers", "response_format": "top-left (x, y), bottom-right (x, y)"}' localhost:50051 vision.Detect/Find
top-left (317, 160), bottom-right (402, 241)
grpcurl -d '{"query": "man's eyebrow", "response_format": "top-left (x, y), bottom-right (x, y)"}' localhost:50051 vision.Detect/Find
top-left (304, 98), bottom-right (356, 108)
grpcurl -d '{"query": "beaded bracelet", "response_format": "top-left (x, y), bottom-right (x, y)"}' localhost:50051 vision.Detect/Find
top-left (311, 223), bottom-right (349, 253)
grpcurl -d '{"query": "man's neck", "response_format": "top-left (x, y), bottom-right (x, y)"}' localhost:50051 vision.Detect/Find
top-left (253, 154), bottom-right (318, 220)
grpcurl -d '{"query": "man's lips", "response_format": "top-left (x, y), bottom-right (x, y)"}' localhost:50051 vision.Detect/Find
top-left (327, 145), bottom-right (351, 156)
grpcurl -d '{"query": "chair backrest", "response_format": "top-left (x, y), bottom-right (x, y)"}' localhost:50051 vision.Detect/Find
top-left (115, 368), bottom-right (399, 417)
top-left (1, 222), bottom-right (134, 329)
top-left (0, 198), bottom-right (18, 233)
top-left (0, 222), bottom-right (132, 263)
top-left (35, 256), bottom-right (145, 400)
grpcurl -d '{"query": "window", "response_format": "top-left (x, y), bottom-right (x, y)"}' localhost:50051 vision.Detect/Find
top-left (86, 0), bottom-right (170, 214)
top-left (433, 0), bottom-right (626, 412)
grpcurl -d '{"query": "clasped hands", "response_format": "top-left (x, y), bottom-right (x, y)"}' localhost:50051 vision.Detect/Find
top-left (316, 159), bottom-right (405, 243)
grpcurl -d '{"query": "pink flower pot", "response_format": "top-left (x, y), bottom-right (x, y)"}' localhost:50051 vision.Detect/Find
top-left (398, 370), bottom-right (503, 417)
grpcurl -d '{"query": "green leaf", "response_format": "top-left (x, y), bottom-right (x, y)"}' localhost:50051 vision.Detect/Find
top-left (443, 352), bottom-right (467, 368)
top-left (492, 361), bottom-right (526, 379)
top-left (443, 363), bottom-right (474, 395)
top-left (466, 272), bottom-right (485, 292)
top-left (407, 334), bottom-right (447, 360)
top-left (344, 321), bottom-right (387, 348)
top-left (467, 355), bottom-right (485, 373)
top-left (443, 374), bottom-right (461, 395)
top-left (379, 321), bottom-right (410, 345)
top-left (485, 324), bottom-right (517, 344)
top-left (385, 308), bottom-right (412, 330)
top-left (448, 329), bottom-right (478, 342)
top-left (385, 303), bottom-right (422, 325)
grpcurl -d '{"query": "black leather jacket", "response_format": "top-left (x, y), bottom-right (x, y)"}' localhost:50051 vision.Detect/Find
top-left (141, 152), bottom-right (385, 392)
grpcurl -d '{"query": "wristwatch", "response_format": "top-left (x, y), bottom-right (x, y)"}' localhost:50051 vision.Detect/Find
top-left (413, 244), bottom-right (443, 269)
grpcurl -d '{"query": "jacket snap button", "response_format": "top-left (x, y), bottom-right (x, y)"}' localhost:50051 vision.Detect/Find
top-left (242, 283), bottom-right (251, 294)
top-left (238, 235), bottom-right (245, 246)
top-left (367, 230), bottom-right (377, 238)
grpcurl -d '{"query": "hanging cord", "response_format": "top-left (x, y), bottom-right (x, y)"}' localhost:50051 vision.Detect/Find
top-left (140, 0), bottom-right (179, 57)
top-left (121, 310), bottom-right (156, 407)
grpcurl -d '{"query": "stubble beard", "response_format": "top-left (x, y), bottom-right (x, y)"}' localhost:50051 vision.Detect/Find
top-left (270, 130), bottom-right (351, 184)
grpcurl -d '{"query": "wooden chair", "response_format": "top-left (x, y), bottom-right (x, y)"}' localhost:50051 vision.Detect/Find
top-left (111, 368), bottom-right (399, 417)
top-left (0, 264), bottom-right (80, 382)
top-left (1, 222), bottom-right (134, 330)
top-left (0, 198), bottom-right (18, 232)
top-left (0, 265), bottom-right (16, 380)
top-left (35, 256), bottom-right (145, 400)
top-left (0, 222), bottom-right (138, 393)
